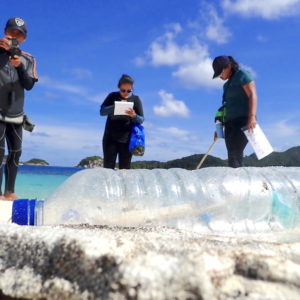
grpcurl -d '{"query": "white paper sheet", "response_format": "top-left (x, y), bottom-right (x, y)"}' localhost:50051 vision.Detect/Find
top-left (114, 101), bottom-right (134, 115)
top-left (243, 124), bottom-right (273, 160)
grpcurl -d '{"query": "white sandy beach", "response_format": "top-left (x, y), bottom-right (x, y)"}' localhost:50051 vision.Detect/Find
top-left (0, 224), bottom-right (300, 299)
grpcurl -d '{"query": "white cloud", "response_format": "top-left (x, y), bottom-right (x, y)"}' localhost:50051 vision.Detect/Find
top-left (145, 26), bottom-right (223, 89)
top-left (240, 64), bottom-right (257, 77)
top-left (22, 120), bottom-right (213, 166)
top-left (88, 93), bottom-right (107, 104)
top-left (39, 76), bottom-right (86, 95)
top-left (140, 118), bottom-right (300, 163)
top-left (39, 75), bottom-right (106, 104)
top-left (159, 127), bottom-right (189, 136)
top-left (135, 1), bottom-right (299, 90)
top-left (262, 118), bottom-right (300, 152)
top-left (157, 127), bottom-right (198, 142)
top-left (44, 91), bottom-right (59, 99)
top-left (256, 34), bottom-right (268, 42)
top-left (142, 121), bottom-right (155, 129)
top-left (172, 56), bottom-right (222, 88)
top-left (69, 68), bottom-right (93, 79)
top-left (22, 119), bottom-right (227, 166)
top-left (23, 123), bottom-right (103, 166)
top-left (222, 0), bottom-right (300, 19)
top-left (149, 31), bottom-right (201, 67)
top-left (268, 120), bottom-right (300, 138)
top-left (153, 90), bottom-right (190, 118)
top-left (142, 124), bottom-right (206, 161)
top-left (133, 56), bottom-right (146, 67)
top-left (205, 7), bottom-right (231, 44)
top-left (168, 23), bottom-right (183, 34)
top-left (147, 23), bottom-right (183, 67)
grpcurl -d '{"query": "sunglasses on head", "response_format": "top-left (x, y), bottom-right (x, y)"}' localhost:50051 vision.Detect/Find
top-left (120, 89), bottom-right (132, 93)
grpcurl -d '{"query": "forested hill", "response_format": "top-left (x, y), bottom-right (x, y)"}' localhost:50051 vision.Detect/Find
top-left (130, 146), bottom-right (300, 170)
top-left (243, 146), bottom-right (300, 167)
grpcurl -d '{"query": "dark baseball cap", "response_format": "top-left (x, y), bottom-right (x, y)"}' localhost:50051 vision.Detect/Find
top-left (118, 74), bottom-right (134, 87)
top-left (212, 56), bottom-right (230, 79)
top-left (5, 17), bottom-right (27, 37)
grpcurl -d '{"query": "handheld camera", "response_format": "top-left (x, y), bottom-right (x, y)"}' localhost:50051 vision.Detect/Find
top-left (7, 37), bottom-right (21, 57)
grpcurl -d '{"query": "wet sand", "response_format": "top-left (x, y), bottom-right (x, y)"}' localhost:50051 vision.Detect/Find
top-left (0, 224), bottom-right (300, 299)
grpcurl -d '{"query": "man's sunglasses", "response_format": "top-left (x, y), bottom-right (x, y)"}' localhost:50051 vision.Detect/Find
top-left (120, 89), bottom-right (132, 93)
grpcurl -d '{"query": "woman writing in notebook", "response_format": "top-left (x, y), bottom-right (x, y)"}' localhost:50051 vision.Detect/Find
top-left (100, 74), bottom-right (144, 169)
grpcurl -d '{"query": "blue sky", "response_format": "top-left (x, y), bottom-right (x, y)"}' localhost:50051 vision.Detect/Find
top-left (1, 0), bottom-right (300, 166)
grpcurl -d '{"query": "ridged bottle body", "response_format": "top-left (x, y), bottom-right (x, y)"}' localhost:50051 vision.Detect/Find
top-left (43, 167), bottom-right (300, 233)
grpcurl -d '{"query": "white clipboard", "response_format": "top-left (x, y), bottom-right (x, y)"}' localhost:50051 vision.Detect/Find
top-left (243, 124), bottom-right (273, 160)
top-left (114, 101), bottom-right (133, 115)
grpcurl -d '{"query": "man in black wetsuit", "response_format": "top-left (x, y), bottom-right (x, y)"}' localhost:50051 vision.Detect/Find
top-left (100, 74), bottom-right (144, 169)
top-left (0, 17), bottom-right (38, 200)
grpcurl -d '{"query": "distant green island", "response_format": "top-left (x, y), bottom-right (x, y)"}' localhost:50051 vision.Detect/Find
top-left (78, 146), bottom-right (300, 169)
top-left (22, 158), bottom-right (49, 166)
top-left (77, 156), bottom-right (103, 168)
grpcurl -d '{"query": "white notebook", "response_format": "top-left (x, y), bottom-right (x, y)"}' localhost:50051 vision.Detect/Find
top-left (243, 124), bottom-right (273, 160)
top-left (114, 101), bottom-right (134, 115)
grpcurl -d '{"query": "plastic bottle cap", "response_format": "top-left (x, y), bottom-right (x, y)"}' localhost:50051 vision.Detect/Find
top-left (12, 199), bottom-right (37, 226)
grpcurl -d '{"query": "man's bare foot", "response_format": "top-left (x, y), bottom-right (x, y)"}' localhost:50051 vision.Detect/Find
top-left (3, 193), bottom-right (18, 201)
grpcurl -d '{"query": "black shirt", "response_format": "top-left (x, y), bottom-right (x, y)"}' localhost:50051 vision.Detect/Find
top-left (101, 92), bottom-right (144, 143)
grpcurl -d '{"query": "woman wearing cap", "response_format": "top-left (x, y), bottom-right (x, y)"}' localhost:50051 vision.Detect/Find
top-left (212, 56), bottom-right (257, 168)
top-left (0, 17), bottom-right (38, 200)
top-left (100, 74), bottom-right (144, 169)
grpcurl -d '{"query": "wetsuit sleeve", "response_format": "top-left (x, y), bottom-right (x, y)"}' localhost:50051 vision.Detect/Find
top-left (16, 56), bottom-right (38, 90)
top-left (100, 105), bottom-right (114, 116)
top-left (0, 50), bottom-right (9, 69)
top-left (100, 93), bottom-right (114, 116)
top-left (134, 114), bottom-right (144, 124)
top-left (133, 96), bottom-right (144, 124)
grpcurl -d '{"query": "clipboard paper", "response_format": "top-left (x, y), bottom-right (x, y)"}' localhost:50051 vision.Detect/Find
top-left (114, 101), bottom-right (134, 115)
top-left (243, 124), bottom-right (273, 160)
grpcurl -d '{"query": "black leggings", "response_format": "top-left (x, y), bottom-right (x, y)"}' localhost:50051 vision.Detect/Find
top-left (0, 122), bottom-right (22, 194)
top-left (225, 117), bottom-right (248, 168)
top-left (103, 137), bottom-right (132, 169)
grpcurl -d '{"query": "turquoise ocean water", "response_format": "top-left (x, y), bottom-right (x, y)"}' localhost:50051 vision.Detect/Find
top-left (14, 165), bottom-right (83, 200)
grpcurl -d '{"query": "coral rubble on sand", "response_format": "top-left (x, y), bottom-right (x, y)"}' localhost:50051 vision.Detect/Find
top-left (0, 224), bottom-right (300, 299)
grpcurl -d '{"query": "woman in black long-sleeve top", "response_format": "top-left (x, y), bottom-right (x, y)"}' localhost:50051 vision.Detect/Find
top-left (100, 74), bottom-right (144, 169)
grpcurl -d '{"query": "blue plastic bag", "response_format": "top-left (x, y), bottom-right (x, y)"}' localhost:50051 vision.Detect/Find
top-left (129, 124), bottom-right (145, 156)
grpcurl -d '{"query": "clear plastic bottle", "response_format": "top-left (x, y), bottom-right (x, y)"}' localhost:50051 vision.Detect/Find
top-left (40, 167), bottom-right (300, 233)
top-left (7, 167), bottom-right (300, 233)
top-left (215, 121), bottom-right (224, 139)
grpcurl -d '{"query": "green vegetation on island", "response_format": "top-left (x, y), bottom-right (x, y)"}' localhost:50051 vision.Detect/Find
top-left (23, 158), bottom-right (49, 166)
top-left (78, 146), bottom-right (300, 169)
top-left (77, 156), bottom-right (103, 168)
top-left (243, 146), bottom-right (300, 167)
top-left (132, 146), bottom-right (300, 169)
top-left (130, 155), bottom-right (227, 170)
